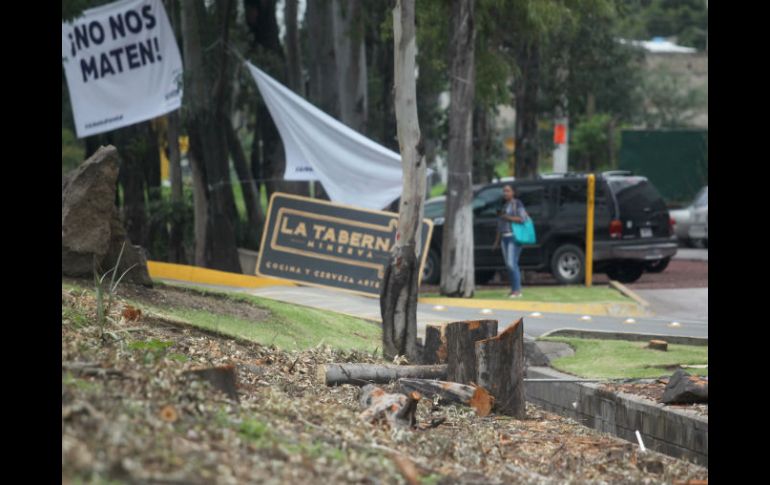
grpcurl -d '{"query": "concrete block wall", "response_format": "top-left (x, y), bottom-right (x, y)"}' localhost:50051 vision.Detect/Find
top-left (525, 366), bottom-right (708, 467)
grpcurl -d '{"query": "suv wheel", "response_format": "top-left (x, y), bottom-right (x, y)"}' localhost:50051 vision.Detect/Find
top-left (422, 248), bottom-right (440, 285)
top-left (606, 262), bottom-right (644, 283)
top-left (644, 257), bottom-right (671, 273)
top-left (551, 244), bottom-right (585, 285)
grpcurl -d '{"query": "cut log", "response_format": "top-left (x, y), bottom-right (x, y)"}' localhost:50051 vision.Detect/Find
top-left (318, 363), bottom-right (447, 386)
top-left (445, 319), bottom-right (498, 384)
top-left (475, 318), bottom-right (525, 418)
top-left (397, 378), bottom-right (494, 417)
top-left (422, 323), bottom-right (448, 364)
top-left (648, 339), bottom-right (668, 351)
top-left (358, 384), bottom-right (421, 428)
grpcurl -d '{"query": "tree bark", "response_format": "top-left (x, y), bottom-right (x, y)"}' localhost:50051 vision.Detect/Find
top-left (114, 125), bottom-right (147, 247)
top-left (333, 0), bottom-right (368, 133)
top-left (422, 323), bottom-right (448, 364)
top-left (307, 0), bottom-right (339, 118)
top-left (514, 41), bottom-right (540, 179)
top-left (226, 122), bottom-right (264, 249)
top-left (318, 363), bottom-right (447, 386)
top-left (475, 318), bottom-right (526, 418)
top-left (166, 111), bottom-right (186, 263)
top-left (380, 0), bottom-right (425, 362)
top-left (440, 0), bottom-right (476, 297)
top-left (180, 0), bottom-right (241, 272)
top-left (396, 378), bottom-right (493, 417)
top-left (284, 0), bottom-right (303, 95)
top-left (445, 319), bottom-right (498, 385)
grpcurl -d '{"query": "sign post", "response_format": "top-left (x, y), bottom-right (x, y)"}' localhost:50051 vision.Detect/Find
top-left (585, 174), bottom-right (595, 287)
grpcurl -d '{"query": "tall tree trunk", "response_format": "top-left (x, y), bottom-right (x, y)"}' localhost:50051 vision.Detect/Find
top-left (167, 111), bottom-right (186, 263)
top-left (307, 0), bottom-right (339, 119)
top-left (380, 0), bottom-right (425, 362)
top-left (115, 125), bottom-right (147, 247)
top-left (440, 0), bottom-right (475, 298)
top-left (332, 0), bottom-right (368, 134)
top-left (306, 0), bottom-right (338, 201)
top-left (514, 41), bottom-right (540, 179)
top-left (181, 0), bottom-right (241, 272)
top-left (189, 151), bottom-right (208, 267)
top-left (164, 0), bottom-right (186, 263)
top-left (472, 106), bottom-right (493, 183)
top-left (284, 0), bottom-right (302, 95)
top-left (246, 0), bottom-right (309, 200)
top-left (226, 122), bottom-right (264, 249)
top-left (144, 120), bottom-right (167, 256)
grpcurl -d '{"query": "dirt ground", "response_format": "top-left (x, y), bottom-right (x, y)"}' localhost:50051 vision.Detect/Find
top-left (62, 281), bottom-right (708, 484)
top-left (601, 380), bottom-right (708, 418)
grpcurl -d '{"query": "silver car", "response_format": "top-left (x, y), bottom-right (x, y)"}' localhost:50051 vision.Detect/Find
top-left (670, 186), bottom-right (708, 247)
top-left (688, 186), bottom-right (708, 248)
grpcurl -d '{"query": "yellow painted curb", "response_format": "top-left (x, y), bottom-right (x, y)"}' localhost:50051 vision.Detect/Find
top-left (147, 261), bottom-right (296, 289)
top-left (418, 297), bottom-right (650, 317)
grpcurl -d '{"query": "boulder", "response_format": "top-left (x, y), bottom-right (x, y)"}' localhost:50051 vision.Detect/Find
top-left (661, 369), bottom-right (708, 404)
top-left (62, 145), bottom-right (152, 286)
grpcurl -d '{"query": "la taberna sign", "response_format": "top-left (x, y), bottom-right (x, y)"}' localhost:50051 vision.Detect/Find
top-left (257, 193), bottom-right (433, 297)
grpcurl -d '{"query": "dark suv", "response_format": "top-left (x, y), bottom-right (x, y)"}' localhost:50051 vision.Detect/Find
top-left (422, 172), bottom-right (678, 284)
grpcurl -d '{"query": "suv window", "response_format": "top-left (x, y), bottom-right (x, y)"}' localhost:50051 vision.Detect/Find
top-left (555, 181), bottom-right (610, 218)
top-left (474, 186), bottom-right (503, 217)
top-left (608, 178), bottom-right (667, 214)
top-left (516, 185), bottom-right (546, 218)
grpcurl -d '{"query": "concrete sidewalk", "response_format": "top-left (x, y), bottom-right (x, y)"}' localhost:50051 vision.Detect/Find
top-left (634, 288), bottom-right (708, 321)
top-left (234, 284), bottom-right (708, 341)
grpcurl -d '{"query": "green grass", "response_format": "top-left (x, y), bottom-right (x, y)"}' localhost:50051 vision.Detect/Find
top-left (429, 183), bottom-right (446, 198)
top-left (540, 336), bottom-right (708, 379)
top-left (63, 280), bottom-right (381, 352)
top-left (423, 285), bottom-right (631, 303)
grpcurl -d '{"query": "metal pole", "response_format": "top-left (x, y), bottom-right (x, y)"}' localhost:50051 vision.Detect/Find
top-left (585, 174), bottom-right (595, 287)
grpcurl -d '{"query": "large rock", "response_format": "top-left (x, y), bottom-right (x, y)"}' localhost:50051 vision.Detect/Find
top-left (661, 369), bottom-right (708, 404)
top-left (62, 145), bottom-right (152, 286)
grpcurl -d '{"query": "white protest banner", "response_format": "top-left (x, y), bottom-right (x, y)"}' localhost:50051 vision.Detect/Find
top-left (247, 63), bottom-right (405, 210)
top-left (62, 0), bottom-right (183, 138)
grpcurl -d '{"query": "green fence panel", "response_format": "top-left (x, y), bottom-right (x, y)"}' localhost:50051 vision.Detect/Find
top-left (619, 130), bottom-right (708, 205)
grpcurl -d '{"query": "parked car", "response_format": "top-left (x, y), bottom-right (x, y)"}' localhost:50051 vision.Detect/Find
top-left (669, 186), bottom-right (708, 248)
top-left (688, 186), bottom-right (707, 248)
top-left (422, 172), bottom-right (678, 285)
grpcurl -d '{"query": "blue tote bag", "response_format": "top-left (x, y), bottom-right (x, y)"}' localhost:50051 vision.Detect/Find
top-left (512, 218), bottom-right (536, 245)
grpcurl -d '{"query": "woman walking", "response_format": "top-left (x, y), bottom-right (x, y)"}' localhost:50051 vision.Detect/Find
top-left (493, 185), bottom-right (529, 298)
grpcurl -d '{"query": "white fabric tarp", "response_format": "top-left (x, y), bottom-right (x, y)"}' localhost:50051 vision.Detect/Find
top-left (62, 0), bottom-right (183, 138)
top-left (247, 62), bottom-right (404, 210)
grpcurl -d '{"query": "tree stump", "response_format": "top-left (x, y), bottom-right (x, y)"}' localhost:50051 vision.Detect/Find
top-left (648, 339), bottom-right (668, 351)
top-left (445, 320), bottom-right (498, 384)
top-left (422, 323), bottom-right (448, 364)
top-left (475, 318), bottom-right (525, 418)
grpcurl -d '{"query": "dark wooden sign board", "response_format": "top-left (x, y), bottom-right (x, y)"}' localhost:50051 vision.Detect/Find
top-left (256, 193), bottom-right (434, 297)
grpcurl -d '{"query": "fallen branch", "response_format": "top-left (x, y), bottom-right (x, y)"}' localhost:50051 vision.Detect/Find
top-left (318, 363), bottom-right (447, 386)
top-left (396, 378), bottom-right (494, 417)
